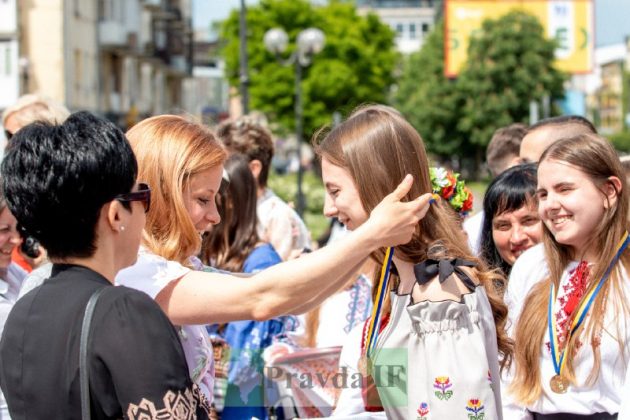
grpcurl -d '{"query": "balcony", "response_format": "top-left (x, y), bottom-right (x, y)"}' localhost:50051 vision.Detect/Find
top-left (99, 20), bottom-right (127, 47)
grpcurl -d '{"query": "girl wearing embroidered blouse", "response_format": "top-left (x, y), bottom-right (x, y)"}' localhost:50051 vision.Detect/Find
top-left (315, 105), bottom-right (512, 419)
top-left (115, 115), bottom-right (430, 406)
top-left (504, 133), bottom-right (630, 419)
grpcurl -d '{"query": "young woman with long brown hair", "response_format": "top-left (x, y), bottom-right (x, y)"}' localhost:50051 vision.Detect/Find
top-left (315, 105), bottom-right (512, 419)
top-left (504, 133), bottom-right (630, 419)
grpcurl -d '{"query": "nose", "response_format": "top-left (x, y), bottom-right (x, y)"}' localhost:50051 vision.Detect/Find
top-left (540, 193), bottom-right (560, 215)
top-left (510, 225), bottom-right (527, 246)
top-left (206, 202), bottom-right (221, 226)
top-left (323, 194), bottom-right (337, 218)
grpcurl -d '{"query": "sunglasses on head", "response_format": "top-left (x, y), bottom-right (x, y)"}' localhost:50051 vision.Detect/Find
top-left (115, 183), bottom-right (151, 213)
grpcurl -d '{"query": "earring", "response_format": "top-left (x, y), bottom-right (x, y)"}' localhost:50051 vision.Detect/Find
top-left (120, 226), bottom-right (126, 232)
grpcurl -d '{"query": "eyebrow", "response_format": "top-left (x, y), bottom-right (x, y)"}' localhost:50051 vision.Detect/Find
top-left (324, 182), bottom-right (339, 190)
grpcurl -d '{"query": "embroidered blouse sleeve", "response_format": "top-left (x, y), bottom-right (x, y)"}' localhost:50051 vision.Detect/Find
top-left (91, 288), bottom-right (210, 419)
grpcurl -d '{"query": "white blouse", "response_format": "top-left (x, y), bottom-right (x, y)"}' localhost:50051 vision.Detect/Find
top-left (503, 244), bottom-right (630, 419)
top-left (115, 248), bottom-right (215, 403)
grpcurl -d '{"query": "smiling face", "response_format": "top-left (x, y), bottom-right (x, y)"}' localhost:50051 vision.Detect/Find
top-left (321, 157), bottom-right (368, 231)
top-left (491, 201), bottom-right (542, 265)
top-left (537, 159), bottom-right (614, 259)
top-left (0, 206), bottom-right (20, 268)
top-left (183, 165), bottom-right (223, 233)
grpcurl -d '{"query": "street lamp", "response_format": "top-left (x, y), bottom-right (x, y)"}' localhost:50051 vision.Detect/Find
top-left (264, 27), bottom-right (325, 217)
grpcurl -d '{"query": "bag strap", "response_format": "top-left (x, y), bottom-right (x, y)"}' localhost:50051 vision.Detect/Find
top-left (80, 287), bottom-right (107, 420)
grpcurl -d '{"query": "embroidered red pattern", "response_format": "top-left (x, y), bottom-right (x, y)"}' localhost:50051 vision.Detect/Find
top-left (546, 261), bottom-right (590, 353)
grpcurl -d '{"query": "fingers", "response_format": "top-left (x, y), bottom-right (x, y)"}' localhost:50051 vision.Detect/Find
top-left (415, 193), bottom-right (433, 219)
top-left (388, 174), bottom-right (414, 202)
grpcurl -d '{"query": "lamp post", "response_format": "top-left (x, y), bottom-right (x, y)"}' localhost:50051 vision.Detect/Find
top-left (264, 27), bottom-right (325, 217)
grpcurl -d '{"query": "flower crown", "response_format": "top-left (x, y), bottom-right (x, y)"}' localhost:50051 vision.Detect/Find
top-left (429, 167), bottom-right (474, 217)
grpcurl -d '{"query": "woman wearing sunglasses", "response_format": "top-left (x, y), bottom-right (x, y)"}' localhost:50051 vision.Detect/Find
top-left (0, 112), bottom-right (211, 418)
top-left (114, 114), bottom-right (431, 405)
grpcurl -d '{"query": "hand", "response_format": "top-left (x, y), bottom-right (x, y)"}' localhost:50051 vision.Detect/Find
top-left (362, 174), bottom-right (432, 248)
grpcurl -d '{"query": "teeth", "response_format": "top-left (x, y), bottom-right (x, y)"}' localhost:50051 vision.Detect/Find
top-left (553, 216), bottom-right (570, 224)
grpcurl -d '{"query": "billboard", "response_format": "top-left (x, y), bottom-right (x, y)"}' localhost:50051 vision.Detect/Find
top-left (444, 0), bottom-right (594, 77)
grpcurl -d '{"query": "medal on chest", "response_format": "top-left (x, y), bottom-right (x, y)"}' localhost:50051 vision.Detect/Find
top-left (547, 231), bottom-right (629, 394)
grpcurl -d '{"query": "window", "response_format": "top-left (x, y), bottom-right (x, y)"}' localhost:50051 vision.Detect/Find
top-left (409, 23), bottom-right (416, 39)
top-left (422, 23), bottom-right (430, 34)
top-left (395, 23), bottom-right (404, 37)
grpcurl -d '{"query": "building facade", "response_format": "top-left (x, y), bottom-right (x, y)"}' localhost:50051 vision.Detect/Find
top-left (356, 0), bottom-right (438, 54)
top-left (2, 0), bottom-right (199, 128)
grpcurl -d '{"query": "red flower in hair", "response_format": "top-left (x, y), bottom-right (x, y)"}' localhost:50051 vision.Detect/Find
top-left (441, 173), bottom-right (457, 199)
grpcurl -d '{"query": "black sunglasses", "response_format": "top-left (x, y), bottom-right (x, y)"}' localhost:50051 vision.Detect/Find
top-left (115, 183), bottom-right (151, 213)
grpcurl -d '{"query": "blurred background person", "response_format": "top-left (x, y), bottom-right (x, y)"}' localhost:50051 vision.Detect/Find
top-left (201, 154), bottom-right (295, 419)
top-left (1, 93), bottom-right (70, 273)
top-left (216, 116), bottom-right (312, 260)
top-left (519, 115), bottom-right (597, 164)
top-left (0, 183), bottom-right (25, 420)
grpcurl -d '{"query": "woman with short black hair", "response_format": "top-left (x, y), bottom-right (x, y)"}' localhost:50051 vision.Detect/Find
top-left (0, 112), bottom-right (210, 419)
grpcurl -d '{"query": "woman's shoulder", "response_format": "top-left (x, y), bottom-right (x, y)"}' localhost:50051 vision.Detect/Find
top-left (115, 248), bottom-right (190, 299)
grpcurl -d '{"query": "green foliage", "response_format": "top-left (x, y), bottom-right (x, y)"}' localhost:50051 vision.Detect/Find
top-left (610, 131), bottom-right (630, 153)
top-left (221, 0), bottom-right (398, 137)
top-left (458, 11), bottom-right (567, 147)
top-left (395, 12), bottom-right (566, 173)
top-left (394, 22), bottom-right (470, 158)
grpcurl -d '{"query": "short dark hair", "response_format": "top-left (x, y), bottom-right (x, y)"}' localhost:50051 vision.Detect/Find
top-left (1, 111), bottom-right (137, 259)
top-left (215, 117), bottom-right (274, 188)
top-left (486, 123), bottom-right (527, 176)
top-left (527, 115), bottom-right (596, 135)
top-left (479, 163), bottom-right (538, 277)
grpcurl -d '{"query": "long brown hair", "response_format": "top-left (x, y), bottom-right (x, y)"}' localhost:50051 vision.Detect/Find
top-left (314, 104), bottom-right (512, 368)
top-left (126, 115), bottom-right (227, 265)
top-left (201, 154), bottom-right (260, 272)
top-left (510, 133), bottom-right (630, 404)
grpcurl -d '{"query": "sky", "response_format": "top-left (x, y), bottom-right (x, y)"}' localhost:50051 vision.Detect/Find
top-left (193, 0), bottom-right (630, 47)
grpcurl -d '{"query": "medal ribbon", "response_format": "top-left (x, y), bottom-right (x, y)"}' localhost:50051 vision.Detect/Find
top-left (365, 246), bottom-right (394, 358)
top-left (548, 231), bottom-right (630, 377)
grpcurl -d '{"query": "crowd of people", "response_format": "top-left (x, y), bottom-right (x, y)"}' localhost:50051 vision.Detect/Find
top-left (0, 94), bottom-right (629, 420)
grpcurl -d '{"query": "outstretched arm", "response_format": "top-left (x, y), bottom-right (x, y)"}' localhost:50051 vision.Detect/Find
top-left (156, 175), bottom-right (432, 325)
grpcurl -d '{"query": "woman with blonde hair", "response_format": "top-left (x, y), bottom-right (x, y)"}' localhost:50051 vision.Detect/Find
top-left (315, 105), bottom-right (511, 419)
top-left (504, 133), bottom-right (630, 419)
top-left (114, 114), bottom-right (431, 405)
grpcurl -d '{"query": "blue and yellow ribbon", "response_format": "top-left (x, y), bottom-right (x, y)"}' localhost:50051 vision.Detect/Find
top-left (548, 231), bottom-right (630, 378)
top-left (365, 246), bottom-right (394, 358)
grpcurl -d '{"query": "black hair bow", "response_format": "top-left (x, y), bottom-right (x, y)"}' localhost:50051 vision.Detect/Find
top-left (413, 258), bottom-right (477, 291)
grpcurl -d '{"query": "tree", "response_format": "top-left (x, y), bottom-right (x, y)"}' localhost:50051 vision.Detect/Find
top-left (220, 0), bottom-right (398, 137)
top-left (457, 11), bottom-right (567, 162)
top-left (394, 21), bottom-right (471, 162)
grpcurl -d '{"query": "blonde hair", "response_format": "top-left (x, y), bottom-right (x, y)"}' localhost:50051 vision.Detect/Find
top-left (510, 133), bottom-right (630, 404)
top-left (314, 104), bottom-right (512, 368)
top-left (2, 94), bottom-right (70, 129)
top-left (126, 115), bottom-right (227, 264)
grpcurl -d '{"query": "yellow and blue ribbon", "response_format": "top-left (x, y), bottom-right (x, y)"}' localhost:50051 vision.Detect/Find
top-left (548, 231), bottom-right (630, 377)
top-left (365, 246), bottom-right (394, 358)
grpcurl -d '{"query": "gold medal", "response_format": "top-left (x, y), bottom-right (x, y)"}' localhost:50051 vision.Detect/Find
top-left (549, 374), bottom-right (569, 394)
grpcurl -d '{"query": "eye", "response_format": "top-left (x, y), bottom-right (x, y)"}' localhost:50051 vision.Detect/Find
top-left (493, 222), bottom-right (511, 231)
top-left (328, 189), bottom-right (340, 198)
top-left (536, 191), bottom-right (547, 200)
top-left (522, 217), bottom-right (540, 226)
top-left (197, 198), bottom-right (210, 205)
